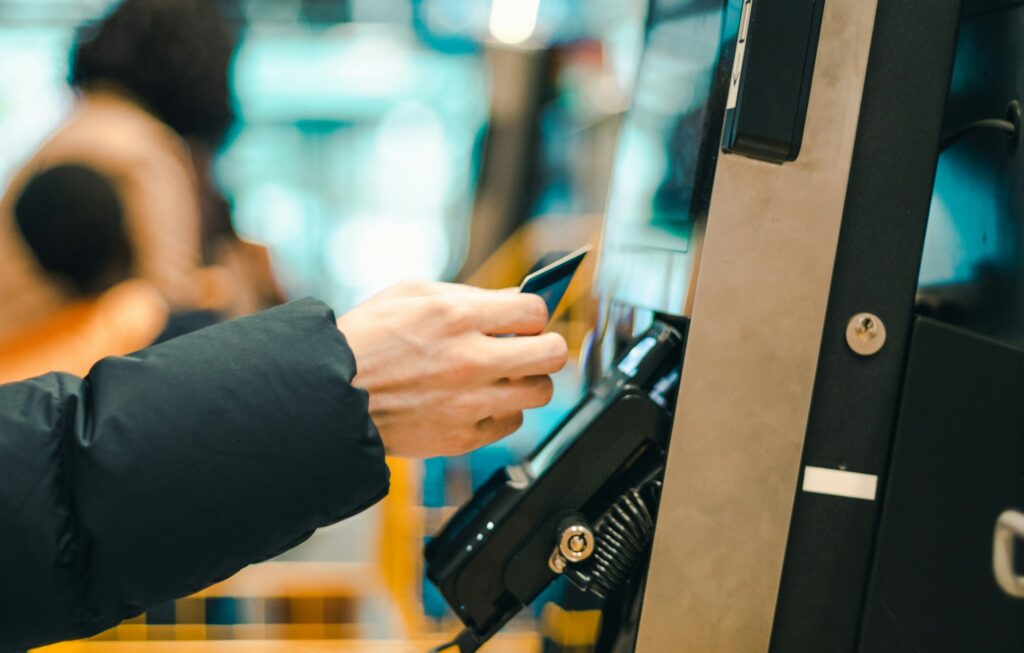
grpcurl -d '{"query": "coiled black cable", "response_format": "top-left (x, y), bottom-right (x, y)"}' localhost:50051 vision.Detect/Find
top-left (581, 481), bottom-right (660, 600)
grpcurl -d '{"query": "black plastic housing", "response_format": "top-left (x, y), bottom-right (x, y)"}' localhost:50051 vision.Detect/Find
top-left (721, 0), bottom-right (826, 162)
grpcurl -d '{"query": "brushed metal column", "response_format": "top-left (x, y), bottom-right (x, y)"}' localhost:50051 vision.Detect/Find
top-left (635, 1), bottom-right (879, 650)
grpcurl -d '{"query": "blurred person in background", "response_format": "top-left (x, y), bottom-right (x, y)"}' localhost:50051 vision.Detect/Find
top-left (0, 163), bottom-right (170, 383)
top-left (0, 0), bottom-right (266, 351)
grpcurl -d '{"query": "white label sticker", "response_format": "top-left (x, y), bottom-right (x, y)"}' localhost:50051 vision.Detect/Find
top-left (802, 466), bottom-right (878, 501)
top-left (727, 0), bottom-right (753, 110)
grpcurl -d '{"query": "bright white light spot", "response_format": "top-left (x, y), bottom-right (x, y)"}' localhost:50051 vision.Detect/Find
top-left (326, 217), bottom-right (449, 297)
top-left (235, 184), bottom-right (307, 247)
top-left (374, 101), bottom-right (449, 210)
top-left (489, 0), bottom-right (541, 45)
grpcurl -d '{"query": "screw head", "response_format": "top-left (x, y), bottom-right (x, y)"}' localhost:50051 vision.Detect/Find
top-left (846, 312), bottom-right (886, 356)
top-left (548, 550), bottom-right (567, 574)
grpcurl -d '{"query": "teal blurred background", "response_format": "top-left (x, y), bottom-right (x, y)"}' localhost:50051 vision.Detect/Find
top-left (0, 0), bottom-right (646, 310)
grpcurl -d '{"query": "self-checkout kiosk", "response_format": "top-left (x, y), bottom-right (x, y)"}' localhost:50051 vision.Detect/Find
top-left (426, 0), bottom-right (1024, 651)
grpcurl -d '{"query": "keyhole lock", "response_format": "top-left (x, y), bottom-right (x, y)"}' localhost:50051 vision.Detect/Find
top-left (558, 523), bottom-right (595, 563)
top-left (846, 312), bottom-right (886, 356)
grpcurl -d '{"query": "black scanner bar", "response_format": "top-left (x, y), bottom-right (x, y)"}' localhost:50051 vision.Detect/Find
top-left (722, 0), bottom-right (826, 162)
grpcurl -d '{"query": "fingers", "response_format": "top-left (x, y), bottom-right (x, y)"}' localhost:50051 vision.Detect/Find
top-left (461, 291), bottom-right (549, 335)
top-left (401, 286), bottom-right (547, 335)
top-left (386, 280), bottom-right (482, 299)
top-left (417, 282), bottom-right (484, 295)
top-left (476, 411), bottom-right (525, 444)
top-left (483, 332), bottom-right (569, 379)
top-left (454, 377), bottom-right (554, 452)
top-left (487, 375), bottom-right (555, 413)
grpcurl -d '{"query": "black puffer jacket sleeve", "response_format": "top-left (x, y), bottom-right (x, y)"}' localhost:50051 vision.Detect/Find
top-left (0, 298), bottom-right (389, 651)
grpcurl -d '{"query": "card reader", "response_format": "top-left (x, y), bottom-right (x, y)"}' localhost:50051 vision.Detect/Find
top-left (425, 319), bottom-right (687, 651)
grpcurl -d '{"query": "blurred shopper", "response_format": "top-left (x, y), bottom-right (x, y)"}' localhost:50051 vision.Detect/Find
top-left (0, 0), bottom-right (240, 341)
top-left (0, 165), bottom-right (169, 383)
top-left (13, 165), bottom-right (133, 298)
top-left (0, 282), bottom-right (568, 651)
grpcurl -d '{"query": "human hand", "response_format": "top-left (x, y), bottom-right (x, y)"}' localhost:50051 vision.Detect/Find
top-left (336, 281), bottom-right (569, 458)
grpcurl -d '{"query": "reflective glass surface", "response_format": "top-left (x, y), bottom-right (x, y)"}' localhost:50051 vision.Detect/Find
top-left (597, 0), bottom-right (740, 314)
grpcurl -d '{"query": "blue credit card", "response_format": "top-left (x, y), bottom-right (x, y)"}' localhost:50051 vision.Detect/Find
top-left (519, 245), bottom-right (591, 318)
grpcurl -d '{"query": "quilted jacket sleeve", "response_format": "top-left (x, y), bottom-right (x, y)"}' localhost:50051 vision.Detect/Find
top-left (0, 298), bottom-right (389, 651)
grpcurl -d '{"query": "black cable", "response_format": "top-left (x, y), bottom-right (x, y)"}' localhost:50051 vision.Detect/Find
top-left (428, 629), bottom-right (482, 653)
top-left (427, 635), bottom-right (459, 653)
top-left (940, 115), bottom-right (1019, 153)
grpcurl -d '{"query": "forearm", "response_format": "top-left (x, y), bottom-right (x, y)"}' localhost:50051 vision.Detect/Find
top-left (0, 299), bottom-right (389, 650)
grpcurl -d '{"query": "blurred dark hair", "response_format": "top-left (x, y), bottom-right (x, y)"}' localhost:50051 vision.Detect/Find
top-left (15, 165), bottom-right (134, 296)
top-left (70, 0), bottom-right (240, 144)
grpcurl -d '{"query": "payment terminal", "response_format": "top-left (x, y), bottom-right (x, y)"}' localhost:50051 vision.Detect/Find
top-left (425, 318), bottom-right (686, 652)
